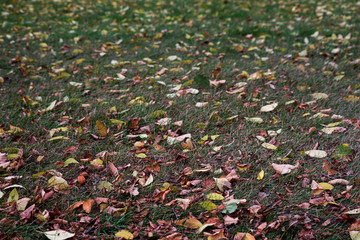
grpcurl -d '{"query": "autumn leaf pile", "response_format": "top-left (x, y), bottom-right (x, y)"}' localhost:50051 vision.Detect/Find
top-left (0, 0), bottom-right (359, 239)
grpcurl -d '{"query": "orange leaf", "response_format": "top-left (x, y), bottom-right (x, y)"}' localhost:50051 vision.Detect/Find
top-left (234, 232), bottom-right (256, 240)
top-left (68, 201), bottom-right (84, 211)
top-left (83, 199), bottom-right (95, 213)
top-left (78, 175), bottom-right (86, 185)
top-left (175, 217), bottom-right (203, 229)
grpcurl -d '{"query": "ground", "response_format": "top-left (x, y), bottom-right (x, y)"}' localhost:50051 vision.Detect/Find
top-left (0, 0), bottom-right (360, 239)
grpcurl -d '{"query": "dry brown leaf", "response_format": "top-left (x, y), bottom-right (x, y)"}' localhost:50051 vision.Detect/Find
top-left (108, 162), bottom-right (118, 176)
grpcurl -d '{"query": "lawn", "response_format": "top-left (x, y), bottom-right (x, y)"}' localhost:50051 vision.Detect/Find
top-left (0, 0), bottom-right (360, 239)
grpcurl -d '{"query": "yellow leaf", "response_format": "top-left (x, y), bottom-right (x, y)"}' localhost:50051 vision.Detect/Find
top-left (96, 120), bottom-right (108, 137)
top-left (135, 153), bottom-right (147, 158)
top-left (115, 230), bottom-right (134, 239)
top-left (90, 158), bottom-right (103, 166)
top-left (48, 176), bottom-right (69, 190)
top-left (206, 193), bottom-right (224, 201)
top-left (63, 158), bottom-right (79, 167)
top-left (200, 201), bottom-right (218, 211)
top-left (7, 188), bottom-right (19, 203)
top-left (47, 136), bottom-right (69, 141)
top-left (261, 142), bottom-right (277, 150)
top-left (257, 170), bottom-right (264, 180)
top-left (318, 182), bottom-right (334, 190)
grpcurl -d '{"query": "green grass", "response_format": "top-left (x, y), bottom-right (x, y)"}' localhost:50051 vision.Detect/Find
top-left (0, 0), bottom-right (359, 239)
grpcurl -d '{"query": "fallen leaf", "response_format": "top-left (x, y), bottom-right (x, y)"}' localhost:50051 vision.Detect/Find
top-left (206, 193), bottom-right (224, 201)
top-left (345, 209), bottom-right (360, 215)
top-left (260, 102), bottom-right (278, 112)
top-left (83, 199), bottom-right (95, 213)
top-left (234, 232), bottom-right (256, 240)
top-left (305, 150), bottom-right (327, 158)
top-left (115, 230), bottom-right (134, 239)
top-left (224, 215), bottom-right (239, 225)
top-left (310, 92), bottom-right (328, 100)
top-left (272, 163), bottom-right (297, 175)
top-left (44, 229), bottom-right (75, 240)
top-left (245, 117), bottom-right (263, 123)
top-left (48, 176), bottom-right (69, 190)
top-left (262, 142), bottom-right (277, 150)
top-left (214, 177), bottom-right (231, 192)
top-left (7, 188), bottom-right (19, 203)
top-left (257, 170), bottom-right (264, 180)
top-left (201, 201), bottom-right (218, 211)
top-left (96, 120), bottom-right (108, 137)
top-left (350, 231), bottom-right (360, 240)
top-left (175, 217), bottom-right (203, 229)
top-left (63, 158), bottom-right (78, 167)
top-left (318, 182), bottom-right (334, 190)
